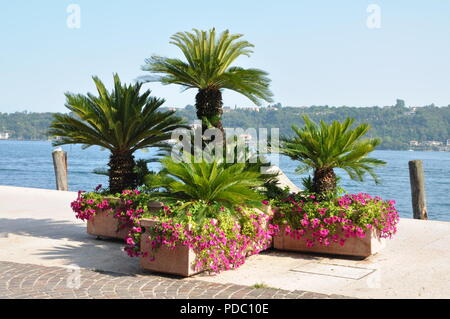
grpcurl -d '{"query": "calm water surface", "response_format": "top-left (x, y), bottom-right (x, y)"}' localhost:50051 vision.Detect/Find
top-left (0, 141), bottom-right (449, 221)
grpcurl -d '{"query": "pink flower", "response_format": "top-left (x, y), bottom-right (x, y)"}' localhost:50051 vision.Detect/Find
top-left (132, 227), bottom-right (142, 233)
top-left (311, 218), bottom-right (321, 229)
top-left (319, 229), bottom-right (329, 237)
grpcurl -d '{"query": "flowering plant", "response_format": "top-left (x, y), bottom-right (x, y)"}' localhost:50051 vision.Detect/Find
top-left (70, 189), bottom-right (113, 221)
top-left (70, 186), bottom-right (149, 247)
top-left (272, 192), bottom-right (399, 248)
top-left (126, 201), bottom-right (279, 273)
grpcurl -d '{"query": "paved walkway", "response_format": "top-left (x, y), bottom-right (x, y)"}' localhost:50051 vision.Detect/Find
top-left (2, 185), bottom-right (450, 299)
top-left (0, 261), bottom-right (345, 299)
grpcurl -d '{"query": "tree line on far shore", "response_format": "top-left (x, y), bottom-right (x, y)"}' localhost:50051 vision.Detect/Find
top-left (1, 101), bottom-right (449, 150)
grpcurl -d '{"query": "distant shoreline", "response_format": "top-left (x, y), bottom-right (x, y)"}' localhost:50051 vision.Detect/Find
top-left (1, 139), bottom-right (449, 152)
top-left (2, 105), bottom-right (449, 151)
top-left (0, 139), bottom-right (50, 142)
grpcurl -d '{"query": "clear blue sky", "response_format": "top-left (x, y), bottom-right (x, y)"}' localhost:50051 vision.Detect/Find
top-left (1, 0), bottom-right (450, 113)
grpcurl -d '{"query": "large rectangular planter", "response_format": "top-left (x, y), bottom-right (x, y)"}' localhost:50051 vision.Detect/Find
top-left (274, 226), bottom-right (385, 258)
top-left (87, 208), bottom-right (131, 240)
top-left (139, 218), bottom-right (201, 277)
top-left (86, 200), bottom-right (163, 240)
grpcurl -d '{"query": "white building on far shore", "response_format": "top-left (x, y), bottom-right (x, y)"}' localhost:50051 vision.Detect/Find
top-left (424, 140), bottom-right (443, 146)
top-left (0, 132), bottom-right (10, 140)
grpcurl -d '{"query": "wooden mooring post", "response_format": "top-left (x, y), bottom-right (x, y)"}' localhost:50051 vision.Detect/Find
top-left (52, 148), bottom-right (68, 191)
top-left (408, 160), bottom-right (428, 220)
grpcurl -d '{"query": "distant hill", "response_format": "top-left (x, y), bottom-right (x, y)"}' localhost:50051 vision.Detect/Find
top-left (1, 103), bottom-right (449, 150)
top-left (0, 112), bottom-right (58, 141)
top-left (170, 103), bottom-right (450, 150)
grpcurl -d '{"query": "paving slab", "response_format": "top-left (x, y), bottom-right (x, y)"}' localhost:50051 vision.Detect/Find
top-left (290, 262), bottom-right (375, 280)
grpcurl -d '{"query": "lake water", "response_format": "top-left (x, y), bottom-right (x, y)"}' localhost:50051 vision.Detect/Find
top-left (0, 140), bottom-right (449, 221)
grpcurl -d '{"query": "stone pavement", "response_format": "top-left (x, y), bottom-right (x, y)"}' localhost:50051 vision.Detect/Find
top-left (0, 261), bottom-right (349, 299)
top-left (2, 185), bottom-right (450, 299)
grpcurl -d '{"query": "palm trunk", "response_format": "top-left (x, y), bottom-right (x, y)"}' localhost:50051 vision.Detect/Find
top-left (312, 168), bottom-right (337, 195)
top-left (195, 88), bottom-right (224, 133)
top-left (108, 151), bottom-right (136, 194)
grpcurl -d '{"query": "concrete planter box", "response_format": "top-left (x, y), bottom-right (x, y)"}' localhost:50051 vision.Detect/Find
top-left (87, 199), bottom-right (164, 240)
top-left (147, 201), bottom-right (164, 213)
top-left (139, 208), bottom-right (273, 276)
top-left (139, 218), bottom-right (201, 277)
top-left (274, 226), bottom-right (386, 258)
top-left (87, 208), bottom-right (131, 240)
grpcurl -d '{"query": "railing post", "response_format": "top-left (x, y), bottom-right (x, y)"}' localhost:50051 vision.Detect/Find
top-left (408, 160), bottom-right (428, 220)
top-left (52, 147), bottom-right (68, 191)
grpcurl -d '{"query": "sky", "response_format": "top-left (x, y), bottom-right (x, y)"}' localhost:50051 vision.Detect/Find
top-left (1, 0), bottom-right (450, 113)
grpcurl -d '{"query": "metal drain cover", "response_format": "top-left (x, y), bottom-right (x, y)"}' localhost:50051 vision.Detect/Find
top-left (290, 262), bottom-right (375, 280)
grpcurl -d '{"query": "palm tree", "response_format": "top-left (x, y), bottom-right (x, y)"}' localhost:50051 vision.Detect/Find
top-left (144, 154), bottom-right (265, 208)
top-left (280, 116), bottom-right (386, 196)
top-left (92, 158), bottom-right (153, 188)
top-left (141, 28), bottom-right (273, 132)
top-left (49, 74), bottom-right (185, 194)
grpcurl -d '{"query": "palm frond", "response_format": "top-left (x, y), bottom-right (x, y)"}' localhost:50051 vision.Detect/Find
top-left (279, 115), bottom-right (386, 184)
top-left (141, 28), bottom-right (273, 104)
top-left (49, 74), bottom-right (186, 192)
top-left (49, 74), bottom-right (185, 152)
top-left (144, 154), bottom-right (265, 206)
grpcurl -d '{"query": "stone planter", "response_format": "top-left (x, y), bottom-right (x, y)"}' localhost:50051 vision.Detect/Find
top-left (139, 218), bottom-right (201, 277)
top-left (274, 226), bottom-right (385, 258)
top-left (87, 207), bottom-right (131, 240)
top-left (139, 207), bottom-right (274, 276)
top-left (148, 201), bottom-right (164, 213)
top-left (87, 199), bottom-right (163, 240)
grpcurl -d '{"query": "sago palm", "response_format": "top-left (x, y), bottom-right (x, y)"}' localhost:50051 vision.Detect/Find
top-left (144, 154), bottom-right (265, 207)
top-left (280, 116), bottom-right (386, 195)
top-left (141, 28), bottom-right (273, 132)
top-left (49, 74), bottom-right (185, 194)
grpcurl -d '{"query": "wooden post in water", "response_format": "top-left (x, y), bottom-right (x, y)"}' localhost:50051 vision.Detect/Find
top-left (408, 160), bottom-right (428, 220)
top-left (52, 148), bottom-right (68, 191)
